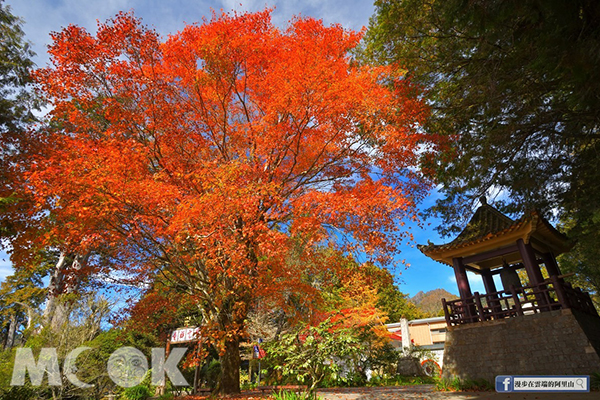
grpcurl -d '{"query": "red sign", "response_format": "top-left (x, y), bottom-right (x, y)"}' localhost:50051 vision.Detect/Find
top-left (170, 327), bottom-right (201, 343)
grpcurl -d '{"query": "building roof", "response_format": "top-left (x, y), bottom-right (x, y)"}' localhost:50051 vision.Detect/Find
top-left (418, 200), bottom-right (571, 269)
top-left (386, 316), bottom-right (446, 329)
top-left (444, 203), bottom-right (515, 246)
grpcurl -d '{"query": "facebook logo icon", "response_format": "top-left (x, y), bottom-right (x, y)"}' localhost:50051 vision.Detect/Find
top-left (496, 376), bottom-right (513, 392)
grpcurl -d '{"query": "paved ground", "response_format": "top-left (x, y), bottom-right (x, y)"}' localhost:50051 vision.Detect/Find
top-left (316, 385), bottom-right (599, 400)
top-left (179, 385), bottom-right (599, 399)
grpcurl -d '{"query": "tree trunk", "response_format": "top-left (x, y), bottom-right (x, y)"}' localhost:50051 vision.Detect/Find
top-left (4, 314), bottom-right (16, 350)
top-left (43, 251), bottom-right (89, 331)
top-left (15, 301), bottom-right (33, 330)
top-left (42, 252), bottom-right (67, 326)
top-left (219, 336), bottom-right (241, 394)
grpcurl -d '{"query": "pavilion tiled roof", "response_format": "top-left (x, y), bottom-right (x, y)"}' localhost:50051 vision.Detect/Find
top-left (450, 204), bottom-right (516, 245)
top-left (418, 200), bottom-right (570, 258)
top-left (418, 202), bottom-right (521, 254)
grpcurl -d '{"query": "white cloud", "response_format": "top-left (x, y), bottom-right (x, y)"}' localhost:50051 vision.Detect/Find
top-left (11, 0), bottom-right (373, 70)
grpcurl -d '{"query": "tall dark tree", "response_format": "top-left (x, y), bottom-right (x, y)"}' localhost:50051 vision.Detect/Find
top-left (0, 0), bottom-right (36, 134)
top-left (0, 0), bottom-right (39, 236)
top-left (365, 0), bottom-right (600, 296)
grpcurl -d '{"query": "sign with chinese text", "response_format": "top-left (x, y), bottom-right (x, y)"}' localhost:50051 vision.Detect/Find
top-left (170, 327), bottom-right (201, 343)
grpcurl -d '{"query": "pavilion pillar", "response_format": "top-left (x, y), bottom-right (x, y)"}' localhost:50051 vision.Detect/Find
top-left (517, 239), bottom-right (545, 285)
top-left (453, 257), bottom-right (476, 321)
top-left (453, 257), bottom-right (472, 300)
top-left (481, 270), bottom-right (497, 295)
top-left (542, 252), bottom-right (562, 277)
top-left (481, 269), bottom-right (502, 317)
top-left (517, 239), bottom-right (548, 307)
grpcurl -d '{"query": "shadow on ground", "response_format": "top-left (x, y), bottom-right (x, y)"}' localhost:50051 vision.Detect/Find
top-left (316, 385), bottom-right (597, 400)
top-left (179, 385), bottom-right (597, 399)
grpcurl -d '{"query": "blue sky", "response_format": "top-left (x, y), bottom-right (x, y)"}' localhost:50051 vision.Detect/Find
top-left (3, 0), bottom-right (483, 300)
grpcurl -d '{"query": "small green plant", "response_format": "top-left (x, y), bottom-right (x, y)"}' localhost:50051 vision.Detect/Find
top-left (364, 374), bottom-right (436, 387)
top-left (122, 385), bottom-right (151, 400)
top-left (241, 380), bottom-right (258, 390)
top-left (204, 359), bottom-right (221, 390)
top-left (591, 372), bottom-right (600, 390)
top-left (0, 385), bottom-right (39, 400)
top-left (435, 377), bottom-right (459, 391)
top-left (272, 389), bottom-right (322, 400)
top-left (265, 317), bottom-right (363, 395)
top-left (156, 393), bottom-right (174, 400)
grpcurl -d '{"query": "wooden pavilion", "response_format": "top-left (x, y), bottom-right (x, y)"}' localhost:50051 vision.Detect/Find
top-left (419, 197), bottom-right (598, 326)
top-left (418, 198), bottom-right (600, 381)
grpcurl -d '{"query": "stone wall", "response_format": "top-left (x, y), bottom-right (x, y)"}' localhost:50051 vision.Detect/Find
top-left (442, 308), bottom-right (600, 382)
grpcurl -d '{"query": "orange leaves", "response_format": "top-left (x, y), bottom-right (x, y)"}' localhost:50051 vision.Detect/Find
top-left (24, 8), bottom-right (435, 350)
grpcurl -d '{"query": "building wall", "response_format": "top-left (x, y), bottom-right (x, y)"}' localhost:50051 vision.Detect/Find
top-left (387, 319), bottom-right (447, 347)
top-left (442, 308), bottom-right (600, 382)
top-left (427, 321), bottom-right (447, 345)
top-left (409, 323), bottom-right (432, 346)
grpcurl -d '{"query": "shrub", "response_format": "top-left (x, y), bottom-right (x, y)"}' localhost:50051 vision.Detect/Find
top-left (0, 385), bottom-right (38, 400)
top-left (591, 372), bottom-right (600, 390)
top-left (272, 389), bottom-right (322, 400)
top-left (122, 385), bottom-right (151, 400)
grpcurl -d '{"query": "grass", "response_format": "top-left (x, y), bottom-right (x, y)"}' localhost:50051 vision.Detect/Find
top-left (435, 377), bottom-right (493, 392)
top-left (591, 372), bottom-right (600, 390)
top-left (365, 375), bottom-right (437, 387)
top-left (271, 390), bottom-right (321, 400)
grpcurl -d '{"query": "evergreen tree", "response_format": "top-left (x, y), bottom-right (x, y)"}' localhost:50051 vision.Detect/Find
top-left (365, 0), bottom-right (600, 298)
top-left (366, 0), bottom-right (600, 232)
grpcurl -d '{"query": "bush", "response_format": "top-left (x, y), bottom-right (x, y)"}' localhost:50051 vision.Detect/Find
top-left (364, 374), bottom-right (436, 387)
top-left (122, 385), bottom-right (151, 400)
top-left (319, 370), bottom-right (366, 388)
top-left (0, 385), bottom-right (38, 400)
top-left (591, 372), bottom-right (600, 390)
top-left (272, 389), bottom-right (322, 400)
top-left (206, 359), bottom-right (221, 389)
top-left (264, 318), bottom-right (364, 394)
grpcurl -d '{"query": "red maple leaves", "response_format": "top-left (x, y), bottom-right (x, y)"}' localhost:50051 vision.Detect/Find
top-left (14, 9), bottom-right (434, 390)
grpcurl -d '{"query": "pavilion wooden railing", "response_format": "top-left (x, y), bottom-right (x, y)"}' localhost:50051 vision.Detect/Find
top-left (442, 276), bottom-right (599, 326)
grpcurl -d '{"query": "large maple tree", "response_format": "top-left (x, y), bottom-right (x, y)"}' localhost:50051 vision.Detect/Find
top-left (25, 9), bottom-right (432, 393)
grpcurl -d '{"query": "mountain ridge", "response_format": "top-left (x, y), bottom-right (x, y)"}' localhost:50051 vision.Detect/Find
top-left (410, 288), bottom-right (458, 317)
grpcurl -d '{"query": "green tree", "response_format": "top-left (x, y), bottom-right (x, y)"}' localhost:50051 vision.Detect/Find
top-left (0, 0), bottom-right (37, 135)
top-left (0, 0), bottom-right (39, 223)
top-left (363, 264), bottom-right (425, 322)
top-left (265, 317), bottom-right (363, 397)
top-left (557, 216), bottom-right (600, 309)
top-left (20, 293), bottom-right (113, 400)
top-left (0, 264), bottom-right (47, 349)
top-left (365, 1), bottom-right (600, 259)
top-left (0, 2), bottom-right (93, 335)
top-left (322, 257), bottom-right (424, 322)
